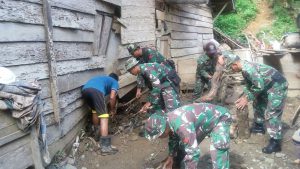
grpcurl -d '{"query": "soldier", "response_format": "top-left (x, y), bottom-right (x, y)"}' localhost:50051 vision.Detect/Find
top-left (127, 44), bottom-right (177, 98)
top-left (124, 58), bottom-right (181, 114)
top-left (193, 42), bottom-right (217, 100)
top-left (224, 55), bottom-right (288, 154)
top-left (145, 103), bottom-right (232, 169)
top-left (82, 73), bottom-right (119, 155)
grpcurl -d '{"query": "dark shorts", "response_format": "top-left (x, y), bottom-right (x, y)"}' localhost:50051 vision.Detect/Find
top-left (82, 88), bottom-right (107, 116)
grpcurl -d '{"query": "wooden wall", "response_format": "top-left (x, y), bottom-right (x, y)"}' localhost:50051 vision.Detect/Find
top-left (0, 0), bottom-right (117, 168)
top-left (156, 3), bottom-right (213, 88)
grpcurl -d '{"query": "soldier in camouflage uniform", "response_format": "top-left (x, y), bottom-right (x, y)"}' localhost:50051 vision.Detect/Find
top-left (224, 55), bottom-right (288, 154)
top-left (193, 42), bottom-right (217, 100)
top-left (124, 57), bottom-right (181, 114)
top-left (127, 44), bottom-right (177, 98)
top-left (145, 103), bottom-right (232, 169)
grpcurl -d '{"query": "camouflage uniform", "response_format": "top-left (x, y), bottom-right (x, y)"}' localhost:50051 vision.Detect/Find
top-left (139, 63), bottom-right (181, 114)
top-left (137, 47), bottom-right (174, 89)
top-left (242, 61), bottom-right (288, 140)
top-left (193, 54), bottom-right (215, 99)
top-left (167, 103), bottom-right (232, 169)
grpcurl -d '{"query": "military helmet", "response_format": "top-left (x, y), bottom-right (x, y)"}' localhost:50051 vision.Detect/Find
top-left (224, 53), bottom-right (240, 70)
top-left (204, 42), bottom-right (217, 56)
top-left (144, 113), bottom-right (167, 141)
top-left (125, 57), bottom-right (139, 71)
top-left (127, 43), bottom-right (140, 55)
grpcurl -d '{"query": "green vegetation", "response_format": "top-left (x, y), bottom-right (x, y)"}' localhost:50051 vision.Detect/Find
top-left (257, 0), bottom-right (297, 40)
top-left (214, 0), bottom-right (258, 39)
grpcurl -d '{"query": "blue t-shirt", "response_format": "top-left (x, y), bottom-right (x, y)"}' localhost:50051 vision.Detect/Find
top-left (82, 76), bottom-right (119, 96)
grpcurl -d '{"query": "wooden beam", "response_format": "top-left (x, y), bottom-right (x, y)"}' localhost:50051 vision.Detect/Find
top-left (42, 0), bottom-right (60, 124)
top-left (165, 0), bottom-right (208, 4)
top-left (30, 125), bottom-right (45, 168)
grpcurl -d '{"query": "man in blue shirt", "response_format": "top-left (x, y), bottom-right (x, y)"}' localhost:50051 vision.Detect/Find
top-left (82, 73), bottom-right (119, 155)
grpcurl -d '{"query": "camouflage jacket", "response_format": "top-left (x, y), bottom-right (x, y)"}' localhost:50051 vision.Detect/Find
top-left (137, 48), bottom-right (172, 88)
top-left (167, 103), bottom-right (231, 168)
top-left (195, 54), bottom-right (215, 79)
top-left (241, 61), bottom-right (287, 101)
top-left (139, 63), bottom-right (172, 105)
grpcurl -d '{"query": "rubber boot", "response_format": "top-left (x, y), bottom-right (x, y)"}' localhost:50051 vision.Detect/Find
top-left (262, 138), bottom-right (281, 154)
top-left (100, 136), bottom-right (118, 156)
top-left (250, 122), bottom-right (265, 134)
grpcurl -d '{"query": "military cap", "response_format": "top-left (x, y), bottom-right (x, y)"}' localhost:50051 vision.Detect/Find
top-left (127, 43), bottom-right (140, 55)
top-left (125, 57), bottom-right (139, 71)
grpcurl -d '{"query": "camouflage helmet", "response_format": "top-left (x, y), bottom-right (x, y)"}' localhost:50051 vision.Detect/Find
top-left (204, 42), bottom-right (217, 56)
top-left (144, 113), bottom-right (167, 141)
top-left (127, 43), bottom-right (140, 55)
top-left (125, 57), bottom-right (139, 71)
top-left (224, 53), bottom-right (240, 70)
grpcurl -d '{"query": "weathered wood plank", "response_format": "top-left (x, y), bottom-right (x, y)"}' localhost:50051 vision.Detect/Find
top-left (30, 126), bottom-right (44, 168)
top-left (0, 42), bottom-right (93, 67)
top-left (51, 6), bottom-right (94, 31)
top-left (0, 134), bottom-right (30, 157)
top-left (48, 116), bottom-right (86, 159)
top-left (0, 0), bottom-right (43, 24)
top-left (99, 16), bottom-right (113, 55)
top-left (170, 47), bottom-right (202, 57)
top-left (165, 21), bottom-right (213, 33)
top-left (39, 69), bottom-right (103, 99)
top-left (93, 14), bottom-right (104, 55)
top-left (122, 18), bottom-right (155, 31)
top-left (7, 57), bottom-right (105, 81)
top-left (171, 32), bottom-right (198, 40)
top-left (44, 98), bottom-right (84, 126)
top-left (50, 0), bottom-right (95, 15)
top-left (102, 0), bottom-right (121, 6)
top-left (202, 33), bottom-right (214, 40)
top-left (43, 0), bottom-right (60, 124)
top-left (122, 0), bottom-right (155, 7)
top-left (170, 39), bottom-right (199, 48)
top-left (0, 142), bottom-right (33, 169)
top-left (47, 106), bottom-right (88, 145)
top-left (122, 6), bottom-right (155, 19)
top-left (121, 29), bottom-right (156, 44)
top-left (53, 28), bottom-right (94, 42)
top-left (95, 0), bottom-right (116, 14)
top-left (0, 124), bottom-right (29, 147)
top-left (172, 4), bottom-right (212, 18)
top-left (0, 112), bottom-right (16, 130)
top-left (168, 6), bottom-right (212, 23)
top-left (0, 22), bottom-right (94, 42)
top-left (165, 14), bottom-right (213, 28)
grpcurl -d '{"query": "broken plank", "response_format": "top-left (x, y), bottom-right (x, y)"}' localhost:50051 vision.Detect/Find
top-left (93, 14), bottom-right (104, 55)
top-left (99, 16), bottom-right (113, 55)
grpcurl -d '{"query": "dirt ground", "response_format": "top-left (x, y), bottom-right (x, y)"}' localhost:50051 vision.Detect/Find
top-left (51, 94), bottom-right (300, 169)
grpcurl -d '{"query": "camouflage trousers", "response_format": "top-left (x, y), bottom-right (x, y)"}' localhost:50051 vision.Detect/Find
top-left (209, 121), bottom-right (231, 169)
top-left (149, 86), bottom-right (181, 114)
top-left (193, 77), bottom-right (211, 100)
top-left (253, 82), bottom-right (288, 140)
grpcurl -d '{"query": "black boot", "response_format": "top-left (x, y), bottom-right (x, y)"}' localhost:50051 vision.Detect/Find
top-left (262, 138), bottom-right (281, 154)
top-left (100, 136), bottom-right (118, 156)
top-left (250, 123), bottom-right (265, 134)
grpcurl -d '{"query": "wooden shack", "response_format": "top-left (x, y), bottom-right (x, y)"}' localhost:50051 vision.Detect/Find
top-left (0, 0), bottom-right (213, 168)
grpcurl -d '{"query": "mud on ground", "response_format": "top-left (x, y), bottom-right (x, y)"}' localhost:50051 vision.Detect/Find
top-left (53, 95), bottom-right (300, 169)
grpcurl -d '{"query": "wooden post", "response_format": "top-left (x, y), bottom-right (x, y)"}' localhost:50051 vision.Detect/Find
top-left (31, 125), bottom-right (45, 168)
top-left (42, 0), bottom-right (61, 124)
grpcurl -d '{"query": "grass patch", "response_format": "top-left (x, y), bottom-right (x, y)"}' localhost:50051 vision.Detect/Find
top-left (257, 0), bottom-right (297, 40)
top-left (214, 0), bottom-right (258, 39)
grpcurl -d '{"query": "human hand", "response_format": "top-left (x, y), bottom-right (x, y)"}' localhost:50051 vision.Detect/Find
top-left (139, 102), bottom-right (152, 113)
top-left (163, 156), bottom-right (174, 169)
top-left (235, 96), bottom-right (248, 110)
top-left (136, 88), bottom-right (142, 98)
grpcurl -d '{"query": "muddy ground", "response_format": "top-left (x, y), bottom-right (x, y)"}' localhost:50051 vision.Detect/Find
top-left (49, 94), bottom-right (300, 169)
